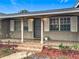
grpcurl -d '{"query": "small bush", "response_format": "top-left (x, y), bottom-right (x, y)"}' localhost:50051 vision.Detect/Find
top-left (59, 43), bottom-right (64, 50)
top-left (72, 44), bottom-right (79, 50)
top-left (59, 43), bottom-right (71, 50)
top-left (59, 43), bottom-right (72, 54)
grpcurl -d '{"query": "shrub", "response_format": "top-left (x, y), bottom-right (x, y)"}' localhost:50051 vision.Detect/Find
top-left (59, 43), bottom-right (71, 54)
top-left (59, 43), bottom-right (71, 50)
top-left (72, 44), bottom-right (79, 50)
top-left (59, 43), bottom-right (64, 50)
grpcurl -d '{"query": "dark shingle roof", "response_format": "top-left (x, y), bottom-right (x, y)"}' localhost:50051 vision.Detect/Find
top-left (0, 8), bottom-right (79, 19)
top-left (6, 8), bottom-right (77, 15)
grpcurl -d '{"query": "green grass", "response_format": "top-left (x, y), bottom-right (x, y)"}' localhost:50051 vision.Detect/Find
top-left (0, 48), bottom-right (16, 58)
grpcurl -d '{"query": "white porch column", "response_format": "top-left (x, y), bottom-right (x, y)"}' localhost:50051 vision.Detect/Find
top-left (41, 19), bottom-right (44, 44)
top-left (21, 18), bottom-right (24, 43)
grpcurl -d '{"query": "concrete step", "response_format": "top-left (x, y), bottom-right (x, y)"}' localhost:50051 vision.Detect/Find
top-left (16, 47), bottom-right (42, 52)
top-left (16, 43), bottom-right (43, 52)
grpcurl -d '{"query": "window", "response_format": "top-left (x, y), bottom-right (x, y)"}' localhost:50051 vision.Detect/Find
top-left (50, 17), bottom-right (59, 31)
top-left (23, 20), bottom-right (28, 31)
top-left (14, 20), bottom-right (21, 31)
top-left (50, 17), bottom-right (71, 31)
top-left (60, 17), bottom-right (70, 31)
top-left (14, 19), bottom-right (28, 31)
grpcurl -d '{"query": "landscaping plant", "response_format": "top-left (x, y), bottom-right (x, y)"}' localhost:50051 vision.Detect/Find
top-left (59, 43), bottom-right (71, 54)
top-left (72, 44), bottom-right (79, 50)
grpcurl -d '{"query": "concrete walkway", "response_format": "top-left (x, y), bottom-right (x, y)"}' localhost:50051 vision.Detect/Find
top-left (0, 51), bottom-right (33, 59)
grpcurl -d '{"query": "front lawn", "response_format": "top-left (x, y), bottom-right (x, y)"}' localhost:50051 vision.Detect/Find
top-left (0, 43), bottom-right (18, 58)
top-left (0, 48), bottom-right (16, 58)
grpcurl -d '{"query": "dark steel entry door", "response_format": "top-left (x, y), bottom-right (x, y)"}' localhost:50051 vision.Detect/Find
top-left (34, 18), bottom-right (41, 38)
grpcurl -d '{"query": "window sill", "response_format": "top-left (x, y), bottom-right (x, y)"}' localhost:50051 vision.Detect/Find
top-left (50, 30), bottom-right (70, 32)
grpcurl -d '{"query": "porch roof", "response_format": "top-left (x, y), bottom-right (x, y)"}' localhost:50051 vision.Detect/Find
top-left (0, 8), bottom-right (79, 19)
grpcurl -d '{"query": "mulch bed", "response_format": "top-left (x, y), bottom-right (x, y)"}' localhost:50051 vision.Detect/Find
top-left (36, 46), bottom-right (79, 59)
top-left (0, 43), bottom-right (18, 48)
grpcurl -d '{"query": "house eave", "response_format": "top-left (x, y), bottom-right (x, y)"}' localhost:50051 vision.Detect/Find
top-left (0, 8), bottom-right (79, 19)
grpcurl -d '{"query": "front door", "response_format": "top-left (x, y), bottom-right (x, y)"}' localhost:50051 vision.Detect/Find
top-left (34, 18), bottom-right (41, 38)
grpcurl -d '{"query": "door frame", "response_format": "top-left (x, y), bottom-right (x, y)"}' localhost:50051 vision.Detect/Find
top-left (33, 18), bottom-right (41, 38)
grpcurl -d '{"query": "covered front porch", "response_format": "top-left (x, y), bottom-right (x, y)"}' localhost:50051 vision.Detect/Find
top-left (0, 17), bottom-right (44, 44)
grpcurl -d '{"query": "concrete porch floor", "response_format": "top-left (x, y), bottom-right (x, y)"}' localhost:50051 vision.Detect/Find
top-left (0, 39), bottom-right (41, 44)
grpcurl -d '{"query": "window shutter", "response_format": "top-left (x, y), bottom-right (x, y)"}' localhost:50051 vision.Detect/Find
top-left (43, 18), bottom-right (49, 31)
top-left (10, 20), bottom-right (14, 31)
top-left (28, 19), bottom-right (33, 31)
top-left (71, 16), bottom-right (77, 32)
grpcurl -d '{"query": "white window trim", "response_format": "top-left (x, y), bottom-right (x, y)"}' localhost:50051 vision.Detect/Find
top-left (50, 16), bottom-right (71, 31)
